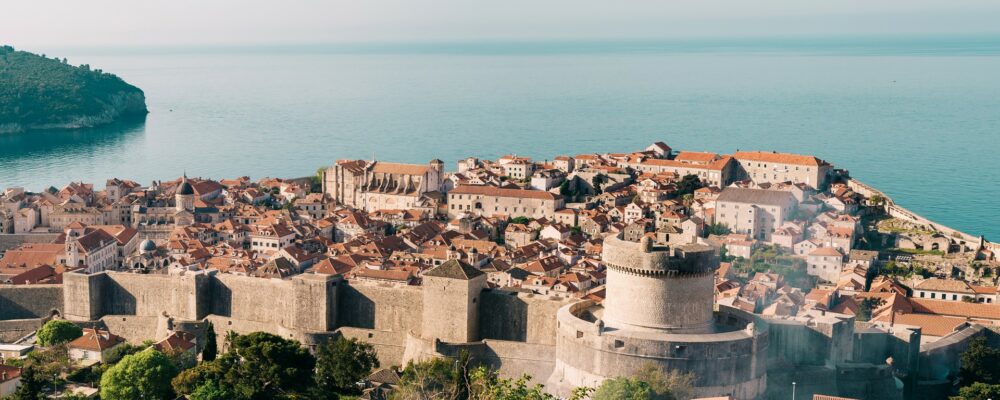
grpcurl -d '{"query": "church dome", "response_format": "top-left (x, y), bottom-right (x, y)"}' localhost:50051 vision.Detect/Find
top-left (177, 179), bottom-right (194, 196)
top-left (140, 239), bottom-right (157, 253)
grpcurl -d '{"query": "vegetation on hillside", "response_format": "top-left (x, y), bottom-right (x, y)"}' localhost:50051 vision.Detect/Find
top-left (0, 45), bottom-right (147, 132)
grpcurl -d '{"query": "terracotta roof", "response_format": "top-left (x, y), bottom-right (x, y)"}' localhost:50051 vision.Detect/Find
top-left (68, 328), bottom-right (125, 352)
top-left (892, 313), bottom-right (967, 337)
top-left (154, 331), bottom-right (197, 353)
top-left (0, 243), bottom-right (65, 269)
top-left (734, 151), bottom-right (824, 166)
top-left (424, 259), bottom-right (484, 280)
top-left (674, 151), bottom-right (720, 163)
top-left (0, 365), bottom-right (22, 383)
top-left (449, 185), bottom-right (561, 201)
top-left (910, 298), bottom-right (1000, 320)
top-left (809, 247), bottom-right (843, 257)
top-left (372, 162), bottom-right (430, 176)
top-left (353, 268), bottom-right (413, 282)
top-left (914, 278), bottom-right (974, 294)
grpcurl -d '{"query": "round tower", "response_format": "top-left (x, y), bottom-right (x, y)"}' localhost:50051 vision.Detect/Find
top-left (175, 174), bottom-right (195, 213)
top-left (601, 235), bottom-right (718, 334)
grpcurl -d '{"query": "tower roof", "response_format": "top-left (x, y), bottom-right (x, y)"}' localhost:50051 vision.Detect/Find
top-left (424, 259), bottom-right (484, 280)
top-left (177, 175), bottom-right (194, 196)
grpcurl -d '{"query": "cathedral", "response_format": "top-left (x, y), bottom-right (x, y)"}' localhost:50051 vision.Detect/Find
top-left (322, 159), bottom-right (444, 212)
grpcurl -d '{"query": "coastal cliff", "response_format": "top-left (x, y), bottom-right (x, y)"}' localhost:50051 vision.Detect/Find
top-left (0, 45), bottom-right (148, 134)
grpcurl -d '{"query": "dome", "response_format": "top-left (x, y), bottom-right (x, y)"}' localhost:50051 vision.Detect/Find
top-left (140, 239), bottom-right (157, 252)
top-left (177, 179), bottom-right (194, 196)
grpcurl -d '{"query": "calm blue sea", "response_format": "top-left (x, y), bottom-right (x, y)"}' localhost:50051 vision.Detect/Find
top-left (1, 37), bottom-right (998, 239)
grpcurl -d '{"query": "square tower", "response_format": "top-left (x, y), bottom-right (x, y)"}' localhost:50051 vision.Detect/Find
top-left (421, 259), bottom-right (486, 343)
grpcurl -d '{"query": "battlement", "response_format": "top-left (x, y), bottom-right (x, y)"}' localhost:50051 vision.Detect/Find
top-left (602, 235), bottom-right (717, 276)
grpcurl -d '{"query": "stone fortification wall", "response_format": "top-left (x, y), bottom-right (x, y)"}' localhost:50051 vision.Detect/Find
top-left (549, 301), bottom-right (767, 400)
top-left (0, 318), bottom-right (46, 342)
top-left (0, 284), bottom-right (63, 320)
top-left (919, 324), bottom-right (997, 381)
top-left (210, 273), bottom-right (338, 337)
top-left (338, 327), bottom-right (410, 368)
top-left (479, 289), bottom-right (571, 345)
top-left (102, 272), bottom-right (209, 320)
top-left (765, 319), bottom-right (831, 367)
top-left (59, 271), bottom-right (338, 343)
top-left (0, 233), bottom-right (60, 252)
top-left (480, 340), bottom-right (557, 386)
top-left (100, 315), bottom-right (160, 343)
top-left (336, 282), bottom-right (423, 335)
top-left (847, 178), bottom-right (992, 250)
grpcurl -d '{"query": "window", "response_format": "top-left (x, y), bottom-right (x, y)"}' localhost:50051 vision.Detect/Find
top-left (576, 331), bottom-right (583, 339)
top-left (931, 293), bottom-right (936, 299)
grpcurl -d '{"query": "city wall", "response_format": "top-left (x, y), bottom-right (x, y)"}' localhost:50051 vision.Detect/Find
top-left (0, 233), bottom-right (61, 253)
top-left (847, 178), bottom-right (995, 252)
top-left (0, 284), bottom-right (63, 320)
top-left (0, 284), bottom-right (63, 342)
top-left (479, 289), bottom-right (572, 345)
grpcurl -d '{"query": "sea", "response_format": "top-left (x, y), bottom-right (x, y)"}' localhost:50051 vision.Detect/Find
top-left (0, 36), bottom-right (997, 239)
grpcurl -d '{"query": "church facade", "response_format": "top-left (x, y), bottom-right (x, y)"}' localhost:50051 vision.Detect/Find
top-left (322, 160), bottom-right (444, 212)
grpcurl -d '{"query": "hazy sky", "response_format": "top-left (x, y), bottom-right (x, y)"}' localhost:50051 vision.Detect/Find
top-left (5, 0), bottom-right (1000, 48)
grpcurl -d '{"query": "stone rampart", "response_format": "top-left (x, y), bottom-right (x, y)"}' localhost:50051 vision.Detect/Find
top-left (479, 289), bottom-right (570, 345)
top-left (0, 284), bottom-right (63, 320)
top-left (102, 272), bottom-right (209, 320)
top-left (336, 282), bottom-right (423, 335)
top-left (0, 233), bottom-right (60, 253)
top-left (0, 318), bottom-right (47, 342)
top-left (847, 178), bottom-right (991, 250)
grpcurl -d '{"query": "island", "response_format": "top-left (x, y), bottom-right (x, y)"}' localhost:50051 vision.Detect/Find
top-left (0, 45), bottom-right (147, 134)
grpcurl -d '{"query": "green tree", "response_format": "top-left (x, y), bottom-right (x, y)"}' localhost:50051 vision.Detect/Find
top-left (172, 356), bottom-right (233, 395)
top-left (960, 337), bottom-right (1000, 385)
top-left (591, 175), bottom-right (604, 195)
top-left (704, 223), bottom-right (731, 237)
top-left (592, 377), bottom-right (656, 400)
top-left (673, 175), bottom-right (704, 198)
top-left (36, 320), bottom-right (82, 346)
top-left (191, 380), bottom-right (235, 400)
top-left (468, 366), bottom-right (556, 400)
top-left (634, 363), bottom-right (695, 400)
top-left (856, 298), bottom-right (885, 322)
top-left (315, 337), bottom-right (380, 395)
top-left (172, 332), bottom-right (315, 399)
top-left (100, 349), bottom-right (179, 400)
top-left (510, 216), bottom-right (532, 225)
top-left (102, 342), bottom-right (148, 365)
top-left (203, 322), bottom-right (218, 362)
top-left (953, 382), bottom-right (1000, 400)
top-left (393, 358), bottom-right (461, 400)
top-left (10, 363), bottom-right (47, 400)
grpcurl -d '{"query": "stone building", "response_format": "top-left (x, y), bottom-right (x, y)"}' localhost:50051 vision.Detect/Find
top-left (733, 151), bottom-right (833, 189)
top-left (716, 188), bottom-right (798, 242)
top-left (634, 156), bottom-right (736, 188)
top-left (323, 160), bottom-right (444, 212)
top-left (447, 185), bottom-right (565, 220)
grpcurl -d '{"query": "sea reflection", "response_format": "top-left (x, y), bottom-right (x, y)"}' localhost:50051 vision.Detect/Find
top-left (0, 116), bottom-right (147, 188)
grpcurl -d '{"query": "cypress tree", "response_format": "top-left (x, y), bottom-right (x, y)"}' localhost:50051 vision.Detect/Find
top-left (202, 322), bottom-right (217, 361)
